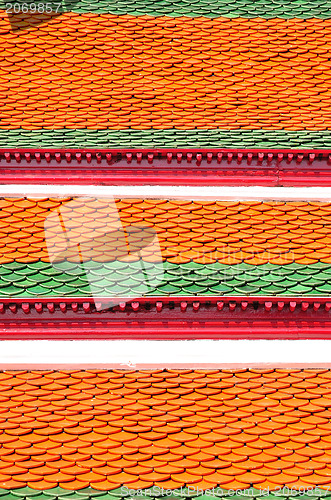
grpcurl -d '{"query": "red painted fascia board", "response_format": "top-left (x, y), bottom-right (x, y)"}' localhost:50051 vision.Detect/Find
top-left (1, 296), bottom-right (331, 339)
top-left (0, 148), bottom-right (331, 185)
top-left (0, 149), bottom-right (330, 337)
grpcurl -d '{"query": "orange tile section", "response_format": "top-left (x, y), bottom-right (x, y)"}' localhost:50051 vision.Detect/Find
top-left (1, 198), bottom-right (331, 264)
top-left (0, 370), bottom-right (330, 490)
top-left (1, 14), bottom-right (331, 130)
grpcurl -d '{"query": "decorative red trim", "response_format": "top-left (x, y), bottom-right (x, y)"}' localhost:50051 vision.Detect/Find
top-left (0, 149), bottom-right (331, 185)
top-left (1, 296), bottom-right (331, 339)
top-left (1, 149), bottom-right (330, 338)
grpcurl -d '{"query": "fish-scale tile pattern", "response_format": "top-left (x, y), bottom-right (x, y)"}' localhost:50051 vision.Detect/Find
top-left (0, 370), bottom-right (330, 490)
top-left (0, 488), bottom-right (330, 500)
top-left (1, 198), bottom-right (331, 266)
top-left (1, 16), bottom-right (331, 131)
top-left (1, 198), bottom-right (331, 297)
top-left (2, 0), bottom-right (331, 18)
top-left (3, 261), bottom-right (331, 297)
top-left (2, 130), bottom-right (331, 149)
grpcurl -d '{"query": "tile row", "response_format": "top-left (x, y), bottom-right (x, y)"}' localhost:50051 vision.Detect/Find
top-left (0, 129), bottom-right (331, 149)
top-left (2, 0), bottom-right (331, 18)
top-left (1, 16), bottom-right (331, 130)
top-left (0, 198), bottom-right (331, 267)
top-left (2, 261), bottom-right (331, 297)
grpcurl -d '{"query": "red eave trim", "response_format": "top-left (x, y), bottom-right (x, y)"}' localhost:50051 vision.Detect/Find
top-left (1, 296), bottom-right (331, 339)
top-left (1, 149), bottom-right (330, 338)
top-left (0, 148), bottom-right (331, 185)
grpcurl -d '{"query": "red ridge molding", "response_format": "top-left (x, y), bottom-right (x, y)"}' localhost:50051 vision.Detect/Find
top-left (1, 148), bottom-right (331, 185)
top-left (1, 296), bottom-right (331, 339)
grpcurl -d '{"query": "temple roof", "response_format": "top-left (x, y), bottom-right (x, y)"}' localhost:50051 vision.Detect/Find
top-left (0, 369), bottom-right (329, 492)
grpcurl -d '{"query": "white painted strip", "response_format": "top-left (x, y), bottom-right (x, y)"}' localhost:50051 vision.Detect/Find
top-left (2, 184), bottom-right (331, 201)
top-left (0, 340), bottom-right (330, 368)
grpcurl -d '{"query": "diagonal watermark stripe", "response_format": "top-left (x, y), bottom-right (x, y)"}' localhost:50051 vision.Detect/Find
top-left (44, 197), bottom-right (164, 310)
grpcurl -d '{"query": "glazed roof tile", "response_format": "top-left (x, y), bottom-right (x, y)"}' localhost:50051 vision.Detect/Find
top-left (0, 198), bottom-right (330, 296)
top-left (1, 4), bottom-right (331, 147)
top-left (0, 370), bottom-right (328, 491)
top-left (1, 15), bottom-right (331, 130)
top-left (2, 0), bottom-right (331, 17)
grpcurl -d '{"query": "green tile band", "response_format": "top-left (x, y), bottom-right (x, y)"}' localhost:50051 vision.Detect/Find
top-left (2, 261), bottom-right (331, 297)
top-left (0, 486), bottom-right (329, 499)
top-left (1, 0), bottom-right (331, 18)
top-left (1, 129), bottom-right (331, 149)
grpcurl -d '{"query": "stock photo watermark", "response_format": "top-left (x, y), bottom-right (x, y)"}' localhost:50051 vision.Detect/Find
top-left (121, 486), bottom-right (331, 498)
top-left (42, 196), bottom-right (299, 310)
top-left (4, 0), bottom-right (80, 29)
top-left (44, 196), bottom-right (165, 311)
top-left (6, 2), bottom-right (62, 13)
